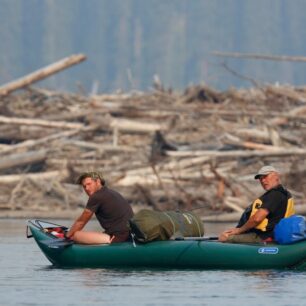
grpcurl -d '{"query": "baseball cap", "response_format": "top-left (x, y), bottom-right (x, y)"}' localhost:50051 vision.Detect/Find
top-left (254, 165), bottom-right (279, 179)
top-left (76, 171), bottom-right (105, 185)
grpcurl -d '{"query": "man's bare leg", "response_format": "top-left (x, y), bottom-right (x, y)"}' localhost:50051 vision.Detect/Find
top-left (72, 231), bottom-right (111, 244)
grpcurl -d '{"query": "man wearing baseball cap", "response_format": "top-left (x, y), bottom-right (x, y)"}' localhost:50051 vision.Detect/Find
top-left (219, 165), bottom-right (295, 243)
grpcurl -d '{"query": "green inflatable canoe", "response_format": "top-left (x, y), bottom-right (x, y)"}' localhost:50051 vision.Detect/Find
top-left (27, 219), bottom-right (306, 270)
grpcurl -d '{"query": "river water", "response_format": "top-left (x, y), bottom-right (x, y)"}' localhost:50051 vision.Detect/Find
top-left (1, 219), bottom-right (306, 306)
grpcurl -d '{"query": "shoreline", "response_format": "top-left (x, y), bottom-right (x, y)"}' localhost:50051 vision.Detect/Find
top-left (0, 209), bottom-right (84, 220)
top-left (0, 208), bottom-right (227, 223)
top-left (2, 203), bottom-right (306, 222)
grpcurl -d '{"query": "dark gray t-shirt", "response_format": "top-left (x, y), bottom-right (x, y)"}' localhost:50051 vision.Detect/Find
top-left (86, 186), bottom-right (134, 235)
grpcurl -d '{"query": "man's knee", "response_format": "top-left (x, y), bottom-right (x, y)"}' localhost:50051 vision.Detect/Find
top-left (71, 231), bottom-right (82, 241)
top-left (225, 233), bottom-right (262, 244)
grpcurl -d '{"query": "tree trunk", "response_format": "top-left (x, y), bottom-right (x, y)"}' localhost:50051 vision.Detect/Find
top-left (0, 170), bottom-right (69, 185)
top-left (0, 54), bottom-right (86, 95)
top-left (0, 150), bottom-right (47, 171)
top-left (0, 115), bottom-right (84, 129)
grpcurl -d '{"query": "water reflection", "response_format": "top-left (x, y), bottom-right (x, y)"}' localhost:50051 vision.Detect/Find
top-left (241, 269), bottom-right (306, 295)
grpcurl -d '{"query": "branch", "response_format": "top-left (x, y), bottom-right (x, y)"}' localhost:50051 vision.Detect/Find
top-left (221, 62), bottom-right (260, 87)
top-left (212, 51), bottom-right (306, 62)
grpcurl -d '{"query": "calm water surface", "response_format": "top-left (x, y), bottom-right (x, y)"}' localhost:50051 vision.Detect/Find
top-left (1, 219), bottom-right (306, 306)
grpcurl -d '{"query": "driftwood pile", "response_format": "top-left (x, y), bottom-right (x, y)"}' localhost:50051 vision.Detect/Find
top-left (1, 81), bottom-right (306, 220)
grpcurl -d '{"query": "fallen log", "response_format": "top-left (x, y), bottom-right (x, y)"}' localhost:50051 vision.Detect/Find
top-left (165, 148), bottom-right (306, 158)
top-left (115, 162), bottom-right (232, 187)
top-left (270, 104), bottom-right (306, 125)
top-left (265, 85), bottom-right (306, 103)
top-left (46, 158), bottom-right (115, 167)
top-left (110, 118), bottom-right (165, 132)
top-left (212, 51), bottom-right (306, 63)
top-left (223, 197), bottom-right (245, 213)
top-left (110, 118), bottom-right (166, 146)
top-left (223, 137), bottom-right (283, 151)
top-left (0, 170), bottom-right (69, 185)
top-left (62, 139), bottom-right (137, 152)
top-left (1, 80), bottom-right (306, 217)
top-left (0, 150), bottom-right (47, 171)
top-left (234, 129), bottom-right (271, 142)
top-left (0, 115), bottom-right (84, 129)
top-left (0, 127), bottom-right (94, 155)
top-left (0, 54), bottom-right (86, 96)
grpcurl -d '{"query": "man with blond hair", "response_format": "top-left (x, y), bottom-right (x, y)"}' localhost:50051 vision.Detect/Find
top-left (219, 165), bottom-right (295, 243)
top-left (66, 172), bottom-right (134, 244)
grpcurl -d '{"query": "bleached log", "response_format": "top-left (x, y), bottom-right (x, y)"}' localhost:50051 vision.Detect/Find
top-left (116, 173), bottom-right (173, 187)
top-left (0, 150), bottom-right (47, 171)
top-left (236, 141), bottom-right (282, 151)
top-left (233, 128), bottom-right (301, 147)
top-left (265, 85), bottom-right (306, 103)
top-left (62, 139), bottom-right (137, 152)
top-left (212, 51), bottom-right (306, 63)
top-left (116, 168), bottom-right (214, 187)
top-left (115, 158), bottom-right (236, 187)
top-left (118, 156), bottom-right (211, 178)
top-left (271, 104), bottom-right (306, 125)
top-left (223, 197), bottom-right (245, 213)
top-left (44, 110), bottom-right (94, 122)
top-left (226, 129), bottom-right (283, 148)
top-left (0, 115), bottom-right (84, 129)
top-left (0, 54), bottom-right (86, 95)
top-left (235, 129), bottom-right (270, 142)
top-left (0, 127), bottom-right (93, 155)
top-left (0, 170), bottom-right (69, 185)
top-left (110, 118), bottom-right (166, 146)
top-left (223, 135), bottom-right (283, 151)
top-left (46, 158), bottom-right (115, 167)
top-left (296, 205), bottom-right (306, 215)
top-left (191, 109), bottom-right (306, 119)
top-left (289, 105), bottom-right (306, 116)
top-left (166, 148), bottom-right (306, 158)
top-left (110, 118), bottom-right (165, 132)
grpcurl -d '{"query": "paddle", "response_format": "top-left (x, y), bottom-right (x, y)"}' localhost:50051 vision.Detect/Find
top-left (173, 236), bottom-right (218, 241)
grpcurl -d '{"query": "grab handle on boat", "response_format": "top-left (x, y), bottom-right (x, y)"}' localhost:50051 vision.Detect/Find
top-left (130, 233), bottom-right (137, 247)
top-left (26, 225), bottom-right (33, 238)
top-left (40, 238), bottom-right (74, 249)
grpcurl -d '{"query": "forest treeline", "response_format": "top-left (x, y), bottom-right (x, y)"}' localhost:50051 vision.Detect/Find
top-left (1, 0), bottom-right (306, 93)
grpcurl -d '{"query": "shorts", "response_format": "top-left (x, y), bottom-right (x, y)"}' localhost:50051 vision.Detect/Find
top-left (111, 232), bottom-right (130, 243)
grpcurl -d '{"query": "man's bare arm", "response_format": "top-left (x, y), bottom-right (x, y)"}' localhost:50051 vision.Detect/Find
top-left (66, 209), bottom-right (94, 239)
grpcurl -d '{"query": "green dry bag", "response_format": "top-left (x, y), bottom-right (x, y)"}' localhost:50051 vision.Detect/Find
top-left (129, 209), bottom-right (204, 243)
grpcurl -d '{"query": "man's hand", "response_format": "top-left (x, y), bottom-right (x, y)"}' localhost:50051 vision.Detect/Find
top-left (218, 208), bottom-right (269, 242)
top-left (218, 228), bottom-right (241, 242)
